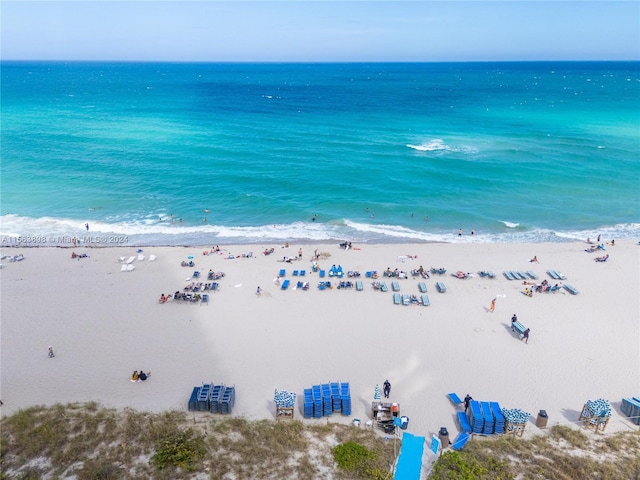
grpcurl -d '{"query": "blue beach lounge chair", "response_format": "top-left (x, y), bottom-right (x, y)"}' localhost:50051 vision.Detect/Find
top-left (451, 432), bottom-right (470, 451)
top-left (457, 411), bottom-right (472, 433)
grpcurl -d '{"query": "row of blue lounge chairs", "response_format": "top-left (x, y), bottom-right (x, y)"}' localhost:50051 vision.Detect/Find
top-left (393, 293), bottom-right (430, 306)
top-left (183, 282), bottom-right (219, 292)
top-left (503, 270), bottom-right (538, 281)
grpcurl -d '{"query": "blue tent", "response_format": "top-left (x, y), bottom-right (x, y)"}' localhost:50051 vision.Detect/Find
top-left (394, 432), bottom-right (425, 480)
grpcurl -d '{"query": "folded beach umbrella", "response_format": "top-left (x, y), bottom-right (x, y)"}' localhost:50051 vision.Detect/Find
top-left (374, 384), bottom-right (381, 401)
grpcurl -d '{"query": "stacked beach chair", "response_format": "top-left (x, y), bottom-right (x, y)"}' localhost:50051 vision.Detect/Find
top-left (218, 386), bottom-right (236, 414)
top-left (312, 385), bottom-right (323, 418)
top-left (341, 382), bottom-right (352, 415)
top-left (322, 384), bottom-right (332, 416)
top-left (491, 402), bottom-right (506, 434)
top-left (303, 389), bottom-right (314, 418)
top-left (187, 383), bottom-right (236, 414)
top-left (331, 382), bottom-right (342, 412)
top-left (303, 381), bottom-right (351, 418)
top-left (188, 387), bottom-right (200, 411)
top-left (196, 384), bottom-right (212, 411)
top-left (621, 397), bottom-right (640, 425)
top-left (469, 401), bottom-right (485, 434)
top-left (481, 402), bottom-right (495, 435)
top-left (210, 384), bottom-right (224, 412)
top-left (464, 400), bottom-right (506, 436)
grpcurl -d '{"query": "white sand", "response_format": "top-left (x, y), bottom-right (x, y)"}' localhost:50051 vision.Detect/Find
top-left (1, 241), bottom-right (638, 440)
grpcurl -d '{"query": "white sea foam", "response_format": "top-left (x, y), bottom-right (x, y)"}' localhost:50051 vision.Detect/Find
top-left (501, 221), bottom-right (520, 229)
top-left (406, 139), bottom-right (477, 154)
top-left (406, 139), bottom-right (450, 152)
top-left (1, 214), bottom-right (638, 247)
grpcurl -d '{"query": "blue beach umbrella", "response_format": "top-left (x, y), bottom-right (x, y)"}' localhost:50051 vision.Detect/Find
top-left (374, 384), bottom-right (381, 401)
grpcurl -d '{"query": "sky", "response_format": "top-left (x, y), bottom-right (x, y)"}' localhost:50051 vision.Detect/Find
top-left (1, 1), bottom-right (639, 62)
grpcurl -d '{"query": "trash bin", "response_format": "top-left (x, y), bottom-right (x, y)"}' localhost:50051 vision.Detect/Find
top-left (536, 410), bottom-right (548, 428)
top-left (400, 416), bottom-right (409, 430)
top-left (438, 427), bottom-right (450, 447)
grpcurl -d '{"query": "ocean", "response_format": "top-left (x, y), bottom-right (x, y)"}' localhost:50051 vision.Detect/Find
top-left (1, 61), bottom-right (639, 247)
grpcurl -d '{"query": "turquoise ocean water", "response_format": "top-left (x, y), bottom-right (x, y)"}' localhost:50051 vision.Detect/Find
top-left (1, 61), bottom-right (639, 246)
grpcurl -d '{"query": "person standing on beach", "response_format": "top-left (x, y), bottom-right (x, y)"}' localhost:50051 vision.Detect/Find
top-left (464, 394), bottom-right (473, 412)
top-left (523, 329), bottom-right (530, 344)
top-left (489, 297), bottom-right (497, 313)
top-left (48, 346), bottom-right (55, 358)
top-left (256, 286), bottom-right (262, 295)
top-left (383, 380), bottom-right (391, 399)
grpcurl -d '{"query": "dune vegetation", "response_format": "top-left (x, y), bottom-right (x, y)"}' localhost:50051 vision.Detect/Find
top-left (1, 403), bottom-right (639, 479)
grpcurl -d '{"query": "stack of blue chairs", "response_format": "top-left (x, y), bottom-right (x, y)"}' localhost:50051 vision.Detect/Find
top-left (188, 387), bottom-right (200, 411)
top-left (303, 381), bottom-right (351, 417)
top-left (481, 402), bottom-right (495, 434)
top-left (312, 385), bottom-right (323, 418)
top-left (491, 402), bottom-right (505, 434)
top-left (469, 400), bottom-right (484, 434)
top-left (621, 397), bottom-right (640, 425)
top-left (303, 388), bottom-right (314, 418)
top-left (331, 382), bottom-right (342, 412)
top-left (322, 384), bottom-right (332, 415)
top-left (187, 383), bottom-right (235, 414)
top-left (219, 386), bottom-right (236, 414)
top-left (196, 384), bottom-right (212, 411)
top-left (341, 382), bottom-right (352, 415)
top-left (209, 384), bottom-right (224, 413)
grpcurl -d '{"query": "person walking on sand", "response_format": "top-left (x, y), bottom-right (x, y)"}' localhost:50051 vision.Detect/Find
top-left (256, 286), bottom-right (262, 295)
top-left (48, 346), bottom-right (55, 358)
top-left (523, 328), bottom-right (530, 344)
top-left (489, 297), bottom-right (497, 313)
top-left (383, 380), bottom-right (391, 399)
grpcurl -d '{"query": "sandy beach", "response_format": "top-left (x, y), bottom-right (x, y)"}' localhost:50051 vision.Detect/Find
top-left (1, 240), bottom-right (638, 441)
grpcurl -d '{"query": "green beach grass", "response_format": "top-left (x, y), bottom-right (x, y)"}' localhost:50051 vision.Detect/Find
top-left (1, 402), bottom-right (639, 479)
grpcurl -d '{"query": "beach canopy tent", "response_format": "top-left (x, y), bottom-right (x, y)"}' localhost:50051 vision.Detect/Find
top-left (394, 432), bottom-right (425, 479)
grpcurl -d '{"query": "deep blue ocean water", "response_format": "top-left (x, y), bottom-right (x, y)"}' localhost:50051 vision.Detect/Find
top-left (1, 61), bottom-right (639, 246)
